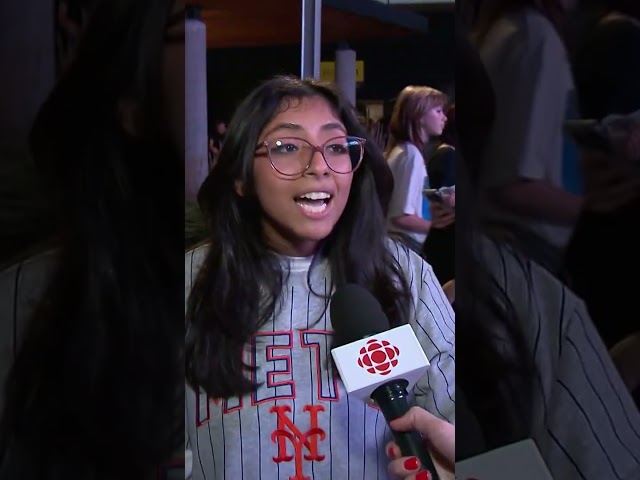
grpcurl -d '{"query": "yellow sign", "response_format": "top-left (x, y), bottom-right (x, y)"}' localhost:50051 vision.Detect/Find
top-left (320, 60), bottom-right (364, 82)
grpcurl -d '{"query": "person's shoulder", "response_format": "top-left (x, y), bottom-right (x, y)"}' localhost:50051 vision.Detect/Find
top-left (518, 7), bottom-right (557, 33)
top-left (592, 12), bottom-right (640, 48)
top-left (599, 11), bottom-right (640, 32)
top-left (487, 8), bottom-right (563, 57)
top-left (436, 143), bottom-right (455, 153)
top-left (0, 249), bottom-right (57, 286)
top-left (387, 143), bottom-right (424, 173)
top-left (404, 142), bottom-right (424, 160)
top-left (385, 238), bottom-right (433, 285)
top-left (389, 142), bottom-right (421, 159)
top-left (477, 235), bottom-right (582, 313)
top-left (431, 144), bottom-right (456, 161)
top-left (185, 243), bottom-right (209, 281)
top-left (0, 249), bottom-right (57, 329)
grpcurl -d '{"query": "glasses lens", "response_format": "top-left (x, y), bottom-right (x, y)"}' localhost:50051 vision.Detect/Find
top-left (323, 137), bottom-right (363, 173)
top-left (268, 138), bottom-right (311, 176)
top-left (267, 136), bottom-right (364, 175)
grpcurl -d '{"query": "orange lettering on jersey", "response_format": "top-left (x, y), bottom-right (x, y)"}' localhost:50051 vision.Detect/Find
top-left (270, 404), bottom-right (326, 480)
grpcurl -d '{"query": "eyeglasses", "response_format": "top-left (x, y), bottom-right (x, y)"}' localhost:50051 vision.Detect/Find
top-left (256, 136), bottom-right (366, 177)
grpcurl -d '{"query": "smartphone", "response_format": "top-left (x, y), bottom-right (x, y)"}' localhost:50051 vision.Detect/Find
top-left (565, 119), bottom-right (612, 152)
top-left (423, 188), bottom-right (443, 203)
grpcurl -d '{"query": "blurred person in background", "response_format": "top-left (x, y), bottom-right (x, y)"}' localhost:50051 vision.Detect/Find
top-left (0, 0), bottom-right (185, 478)
top-left (422, 104), bottom-right (456, 285)
top-left (563, 0), bottom-right (640, 370)
top-left (208, 120), bottom-right (226, 159)
top-left (455, 25), bottom-right (640, 479)
top-left (470, 0), bottom-right (584, 278)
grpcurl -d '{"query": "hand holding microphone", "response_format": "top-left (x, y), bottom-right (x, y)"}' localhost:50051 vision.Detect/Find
top-left (386, 406), bottom-right (455, 479)
top-left (330, 285), bottom-right (446, 480)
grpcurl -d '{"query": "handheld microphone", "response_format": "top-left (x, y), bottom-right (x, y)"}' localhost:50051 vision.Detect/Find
top-left (456, 439), bottom-right (553, 479)
top-left (330, 284), bottom-right (440, 480)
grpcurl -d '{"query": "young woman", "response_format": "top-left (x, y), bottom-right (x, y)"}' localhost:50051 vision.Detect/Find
top-left (0, 0), bottom-right (185, 478)
top-left (185, 76), bottom-right (456, 480)
top-left (385, 86), bottom-right (448, 254)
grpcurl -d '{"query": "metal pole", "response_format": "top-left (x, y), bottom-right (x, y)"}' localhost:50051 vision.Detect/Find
top-left (185, 5), bottom-right (209, 201)
top-left (335, 44), bottom-right (356, 106)
top-left (300, 0), bottom-right (321, 79)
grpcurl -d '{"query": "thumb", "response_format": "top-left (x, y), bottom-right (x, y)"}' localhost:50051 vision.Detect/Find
top-left (389, 406), bottom-right (437, 436)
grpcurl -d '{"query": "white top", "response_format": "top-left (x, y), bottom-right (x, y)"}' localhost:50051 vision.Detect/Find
top-left (386, 142), bottom-right (428, 245)
top-left (477, 7), bottom-right (575, 248)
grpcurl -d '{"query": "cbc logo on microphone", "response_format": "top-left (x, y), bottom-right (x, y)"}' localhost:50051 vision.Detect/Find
top-left (357, 338), bottom-right (400, 376)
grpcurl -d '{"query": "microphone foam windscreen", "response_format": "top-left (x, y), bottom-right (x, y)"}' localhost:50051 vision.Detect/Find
top-left (330, 284), bottom-right (390, 345)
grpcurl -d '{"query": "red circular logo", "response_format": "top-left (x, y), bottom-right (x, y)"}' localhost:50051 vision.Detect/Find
top-left (357, 339), bottom-right (400, 375)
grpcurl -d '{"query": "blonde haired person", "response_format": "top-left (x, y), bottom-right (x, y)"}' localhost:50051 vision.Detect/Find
top-left (386, 86), bottom-right (448, 253)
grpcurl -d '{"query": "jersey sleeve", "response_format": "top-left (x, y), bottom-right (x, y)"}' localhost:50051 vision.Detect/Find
top-left (389, 242), bottom-right (456, 423)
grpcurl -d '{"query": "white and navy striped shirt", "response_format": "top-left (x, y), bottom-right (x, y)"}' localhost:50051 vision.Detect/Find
top-left (185, 242), bottom-right (456, 479)
top-left (477, 236), bottom-right (640, 480)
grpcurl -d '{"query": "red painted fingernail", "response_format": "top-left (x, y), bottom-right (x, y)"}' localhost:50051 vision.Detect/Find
top-left (403, 457), bottom-right (420, 471)
top-left (416, 471), bottom-right (431, 480)
top-left (387, 445), bottom-right (395, 458)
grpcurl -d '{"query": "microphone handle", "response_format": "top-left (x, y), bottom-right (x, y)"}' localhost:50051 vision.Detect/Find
top-left (372, 381), bottom-right (440, 480)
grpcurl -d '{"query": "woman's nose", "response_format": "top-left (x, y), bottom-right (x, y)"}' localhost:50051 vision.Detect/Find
top-left (305, 148), bottom-right (329, 176)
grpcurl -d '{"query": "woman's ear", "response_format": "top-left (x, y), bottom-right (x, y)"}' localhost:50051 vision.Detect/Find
top-left (235, 179), bottom-right (245, 197)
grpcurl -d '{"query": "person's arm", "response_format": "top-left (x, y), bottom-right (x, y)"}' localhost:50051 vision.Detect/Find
top-left (482, 18), bottom-right (582, 225)
top-left (405, 249), bottom-right (456, 424)
top-left (388, 149), bottom-right (431, 234)
top-left (392, 214), bottom-right (431, 234)
top-left (429, 202), bottom-right (455, 229)
top-left (492, 179), bottom-right (584, 224)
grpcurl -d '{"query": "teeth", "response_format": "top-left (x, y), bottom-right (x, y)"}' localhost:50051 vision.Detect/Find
top-left (297, 202), bottom-right (328, 213)
top-left (299, 192), bottom-right (331, 200)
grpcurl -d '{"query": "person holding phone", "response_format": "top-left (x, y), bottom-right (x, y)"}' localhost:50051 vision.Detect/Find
top-left (422, 105), bottom-right (456, 285)
top-left (385, 86), bottom-right (448, 254)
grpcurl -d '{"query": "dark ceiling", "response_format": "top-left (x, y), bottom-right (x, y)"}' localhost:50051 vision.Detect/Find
top-left (196, 0), bottom-right (451, 48)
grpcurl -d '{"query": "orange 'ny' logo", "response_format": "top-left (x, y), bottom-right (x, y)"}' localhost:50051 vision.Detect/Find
top-left (270, 404), bottom-right (326, 480)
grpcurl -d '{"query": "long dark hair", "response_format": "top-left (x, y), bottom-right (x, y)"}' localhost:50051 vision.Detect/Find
top-left (0, 0), bottom-right (183, 478)
top-left (455, 28), bottom-right (536, 451)
top-left (186, 76), bottom-right (411, 399)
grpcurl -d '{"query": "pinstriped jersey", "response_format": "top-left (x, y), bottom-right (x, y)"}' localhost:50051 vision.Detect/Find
top-left (0, 250), bottom-right (56, 415)
top-left (185, 242), bottom-right (456, 480)
top-left (0, 250), bottom-right (184, 479)
top-left (476, 236), bottom-right (640, 479)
